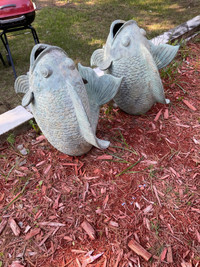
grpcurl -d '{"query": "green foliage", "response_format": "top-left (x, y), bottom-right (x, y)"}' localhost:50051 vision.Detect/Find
top-left (148, 165), bottom-right (157, 178)
top-left (29, 119), bottom-right (41, 134)
top-left (192, 32), bottom-right (200, 43)
top-left (179, 39), bottom-right (191, 60)
top-left (104, 104), bottom-right (113, 116)
top-left (36, 180), bottom-right (44, 190)
top-left (6, 133), bottom-right (15, 147)
top-left (150, 219), bottom-right (160, 236)
top-left (160, 61), bottom-right (181, 80)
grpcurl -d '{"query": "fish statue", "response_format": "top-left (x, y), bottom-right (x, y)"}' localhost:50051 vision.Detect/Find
top-left (91, 19), bottom-right (179, 115)
top-left (15, 44), bottom-right (122, 156)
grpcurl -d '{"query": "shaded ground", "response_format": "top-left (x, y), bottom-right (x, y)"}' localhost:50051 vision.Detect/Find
top-left (0, 37), bottom-right (199, 266)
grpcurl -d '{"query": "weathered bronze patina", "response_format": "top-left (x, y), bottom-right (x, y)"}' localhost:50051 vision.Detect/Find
top-left (15, 44), bottom-right (122, 156)
top-left (91, 19), bottom-right (179, 115)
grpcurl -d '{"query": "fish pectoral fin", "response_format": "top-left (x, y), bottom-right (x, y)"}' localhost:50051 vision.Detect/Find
top-left (67, 82), bottom-right (109, 150)
top-left (149, 41), bottom-right (179, 69)
top-left (90, 48), bottom-right (112, 70)
top-left (78, 63), bottom-right (122, 106)
top-left (22, 91), bottom-right (34, 107)
top-left (14, 75), bottom-right (29, 94)
top-left (15, 74), bottom-right (33, 107)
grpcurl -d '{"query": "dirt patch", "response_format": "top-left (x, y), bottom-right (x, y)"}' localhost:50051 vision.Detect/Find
top-left (0, 38), bottom-right (200, 266)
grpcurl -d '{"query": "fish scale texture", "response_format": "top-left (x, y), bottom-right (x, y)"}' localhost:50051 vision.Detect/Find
top-left (15, 44), bottom-right (122, 156)
top-left (107, 55), bottom-right (165, 115)
top-left (32, 88), bottom-right (92, 156)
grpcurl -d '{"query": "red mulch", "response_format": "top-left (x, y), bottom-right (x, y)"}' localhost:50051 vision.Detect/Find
top-left (0, 37), bottom-right (200, 267)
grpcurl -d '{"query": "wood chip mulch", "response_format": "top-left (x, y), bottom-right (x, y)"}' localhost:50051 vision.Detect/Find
top-left (0, 37), bottom-right (200, 267)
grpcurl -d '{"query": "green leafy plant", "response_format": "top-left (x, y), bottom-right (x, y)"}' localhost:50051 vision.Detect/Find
top-left (160, 60), bottom-right (181, 81)
top-left (116, 156), bottom-right (144, 176)
top-left (36, 180), bottom-right (44, 190)
top-left (151, 219), bottom-right (160, 236)
top-left (6, 133), bottom-right (15, 147)
top-left (29, 119), bottom-right (41, 134)
top-left (104, 104), bottom-right (113, 116)
top-left (179, 39), bottom-right (190, 60)
top-left (4, 178), bottom-right (30, 210)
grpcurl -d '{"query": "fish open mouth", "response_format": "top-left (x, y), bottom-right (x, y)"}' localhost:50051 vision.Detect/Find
top-left (30, 43), bottom-right (68, 73)
top-left (34, 45), bottom-right (47, 60)
top-left (111, 20), bottom-right (137, 43)
top-left (30, 44), bottom-right (51, 72)
top-left (113, 22), bottom-right (124, 38)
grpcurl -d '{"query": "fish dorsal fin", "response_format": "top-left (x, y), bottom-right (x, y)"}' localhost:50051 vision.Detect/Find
top-left (90, 48), bottom-right (112, 70)
top-left (14, 75), bottom-right (29, 94)
top-left (149, 41), bottom-right (179, 69)
top-left (22, 91), bottom-right (34, 107)
top-left (78, 63), bottom-right (122, 106)
top-left (67, 82), bottom-right (110, 150)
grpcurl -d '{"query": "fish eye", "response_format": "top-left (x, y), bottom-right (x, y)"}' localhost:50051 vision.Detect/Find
top-left (40, 66), bottom-right (52, 78)
top-left (122, 36), bottom-right (130, 47)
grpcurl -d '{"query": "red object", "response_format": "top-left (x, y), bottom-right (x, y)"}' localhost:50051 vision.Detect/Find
top-left (0, 0), bottom-right (36, 29)
top-left (0, 0), bottom-right (35, 18)
top-left (0, 0), bottom-right (39, 78)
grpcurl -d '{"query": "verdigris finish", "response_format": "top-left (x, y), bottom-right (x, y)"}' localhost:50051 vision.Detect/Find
top-left (91, 19), bottom-right (180, 115)
top-left (15, 44), bottom-right (122, 156)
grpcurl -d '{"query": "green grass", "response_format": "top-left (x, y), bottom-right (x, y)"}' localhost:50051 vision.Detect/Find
top-left (0, 0), bottom-right (199, 113)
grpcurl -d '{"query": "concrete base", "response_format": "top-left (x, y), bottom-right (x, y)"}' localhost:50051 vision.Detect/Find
top-left (0, 106), bottom-right (33, 136)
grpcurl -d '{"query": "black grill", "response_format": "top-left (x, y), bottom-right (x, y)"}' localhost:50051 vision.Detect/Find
top-left (0, 1), bottom-right (39, 78)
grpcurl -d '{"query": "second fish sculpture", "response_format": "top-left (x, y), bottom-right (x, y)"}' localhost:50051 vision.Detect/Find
top-left (91, 19), bottom-right (179, 115)
top-left (15, 44), bottom-right (122, 156)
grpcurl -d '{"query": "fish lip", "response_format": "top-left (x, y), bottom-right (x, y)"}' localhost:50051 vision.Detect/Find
top-left (111, 20), bottom-right (137, 45)
top-left (30, 43), bottom-right (68, 73)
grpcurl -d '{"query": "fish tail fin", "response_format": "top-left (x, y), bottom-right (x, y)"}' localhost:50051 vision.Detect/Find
top-left (78, 63), bottom-right (122, 107)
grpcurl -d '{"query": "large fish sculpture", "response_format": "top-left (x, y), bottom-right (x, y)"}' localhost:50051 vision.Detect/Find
top-left (91, 19), bottom-right (179, 115)
top-left (15, 44), bottom-right (122, 156)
